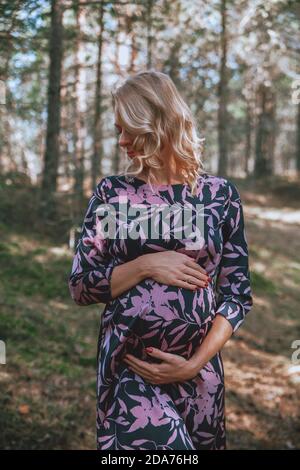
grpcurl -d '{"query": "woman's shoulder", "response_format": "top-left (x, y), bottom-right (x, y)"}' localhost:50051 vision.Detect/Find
top-left (198, 173), bottom-right (242, 207)
top-left (94, 174), bottom-right (123, 192)
top-left (93, 174), bottom-right (133, 201)
top-left (96, 174), bottom-right (129, 188)
top-left (201, 172), bottom-right (241, 195)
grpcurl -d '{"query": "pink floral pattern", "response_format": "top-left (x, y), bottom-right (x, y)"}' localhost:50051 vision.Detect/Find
top-left (69, 173), bottom-right (253, 450)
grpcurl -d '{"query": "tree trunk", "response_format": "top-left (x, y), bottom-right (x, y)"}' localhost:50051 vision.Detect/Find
top-left (0, 0), bottom-right (22, 174)
top-left (129, 29), bottom-right (138, 73)
top-left (91, 0), bottom-right (105, 191)
top-left (245, 101), bottom-right (252, 176)
top-left (146, 0), bottom-right (154, 68)
top-left (217, 0), bottom-right (229, 177)
top-left (254, 83), bottom-right (276, 177)
top-left (297, 100), bottom-right (300, 174)
top-left (73, 2), bottom-right (86, 217)
top-left (41, 0), bottom-right (64, 217)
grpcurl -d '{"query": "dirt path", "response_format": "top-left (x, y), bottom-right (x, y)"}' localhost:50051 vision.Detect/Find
top-left (223, 189), bottom-right (300, 449)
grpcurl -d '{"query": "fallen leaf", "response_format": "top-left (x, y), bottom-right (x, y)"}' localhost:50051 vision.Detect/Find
top-left (18, 404), bottom-right (30, 415)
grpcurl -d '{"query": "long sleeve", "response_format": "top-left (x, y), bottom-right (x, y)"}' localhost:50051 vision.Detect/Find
top-left (68, 177), bottom-right (116, 306)
top-left (215, 180), bottom-right (253, 334)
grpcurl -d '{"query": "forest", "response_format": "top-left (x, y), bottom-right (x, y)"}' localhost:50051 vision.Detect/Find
top-left (0, 0), bottom-right (299, 450)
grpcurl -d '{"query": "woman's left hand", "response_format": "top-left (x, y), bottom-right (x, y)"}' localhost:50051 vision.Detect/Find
top-left (123, 347), bottom-right (198, 384)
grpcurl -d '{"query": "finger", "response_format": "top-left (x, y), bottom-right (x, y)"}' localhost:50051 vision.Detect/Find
top-left (174, 279), bottom-right (198, 291)
top-left (127, 361), bottom-right (173, 385)
top-left (183, 267), bottom-right (209, 285)
top-left (145, 347), bottom-right (178, 363)
top-left (124, 355), bottom-right (155, 374)
top-left (186, 258), bottom-right (208, 276)
top-left (126, 362), bottom-right (157, 382)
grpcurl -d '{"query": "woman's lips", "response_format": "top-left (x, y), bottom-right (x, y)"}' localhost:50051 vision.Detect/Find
top-left (127, 151), bottom-right (136, 156)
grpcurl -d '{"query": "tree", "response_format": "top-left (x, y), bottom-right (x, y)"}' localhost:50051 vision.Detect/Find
top-left (91, 0), bottom-right (105, 191)
top-left (41, 0), bottom-right (64, 217)
top-left (254, 83), bottom-right (276, 176)
top-left (73, 1), bottom-right (87, 212)
top-left (217, 0), bottom-right (229, 177)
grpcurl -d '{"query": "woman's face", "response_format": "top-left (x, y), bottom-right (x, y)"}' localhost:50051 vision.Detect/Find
top-left (114, 120), bottom-right (137, 159)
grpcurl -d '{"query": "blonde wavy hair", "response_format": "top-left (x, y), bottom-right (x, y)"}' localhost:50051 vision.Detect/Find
top-left (111, 70), bottom-right (206, 196)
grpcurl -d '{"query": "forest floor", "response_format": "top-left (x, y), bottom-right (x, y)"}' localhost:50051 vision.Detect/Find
top-left (0, 176), bottom-right (300, 449)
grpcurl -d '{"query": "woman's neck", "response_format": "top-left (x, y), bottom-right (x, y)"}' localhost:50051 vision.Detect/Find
top-left (140, 155), bottom-right (184, 185)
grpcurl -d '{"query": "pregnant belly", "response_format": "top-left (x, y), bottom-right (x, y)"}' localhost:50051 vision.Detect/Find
top-left (104, 278), bottom-right (217, 362)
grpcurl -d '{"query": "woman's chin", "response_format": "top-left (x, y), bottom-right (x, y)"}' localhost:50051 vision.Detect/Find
top-left (127, 153), bottom-right (137, 158)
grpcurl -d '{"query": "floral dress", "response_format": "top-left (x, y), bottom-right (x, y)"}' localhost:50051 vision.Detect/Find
top-left (68, 173), bottom-right (253, 450)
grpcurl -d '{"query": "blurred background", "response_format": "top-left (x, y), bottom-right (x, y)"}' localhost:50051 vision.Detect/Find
top-left (0, 0), bottom-right (299, 449)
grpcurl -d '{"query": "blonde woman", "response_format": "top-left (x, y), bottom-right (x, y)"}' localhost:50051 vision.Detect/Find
top-left (69, 70), bottom-right (253, 450)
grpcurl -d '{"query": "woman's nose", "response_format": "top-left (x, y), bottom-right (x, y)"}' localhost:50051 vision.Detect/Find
top-left (119, 131), bottom-right (132, 148)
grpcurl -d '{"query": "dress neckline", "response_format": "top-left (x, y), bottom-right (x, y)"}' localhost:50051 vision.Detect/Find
top-left (131, 176), bottom-right (188, 188)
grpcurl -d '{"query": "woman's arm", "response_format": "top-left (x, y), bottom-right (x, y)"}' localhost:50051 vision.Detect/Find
top-left (187, 315), bottom-right (233, 376)
top-left (188, 179), bottom-right (253, 374)
top-left (68, 178), bottom-right (116, 305)
top-left (69, 177), bottom-right (156, 305)
top-left (110, 258), bottom-right (148, 299)
top-left (214, 180), bottom-right (253, 334)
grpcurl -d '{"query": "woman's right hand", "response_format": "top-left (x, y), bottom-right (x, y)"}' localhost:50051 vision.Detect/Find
top-left (140, 251), bottom-right (210, 291)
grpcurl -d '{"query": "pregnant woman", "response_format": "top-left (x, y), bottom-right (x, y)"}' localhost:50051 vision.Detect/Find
top-left (69, 71), bottom-right (253, 450)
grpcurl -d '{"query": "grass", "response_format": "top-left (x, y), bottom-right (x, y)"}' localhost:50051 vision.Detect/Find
top-left (0, 241), bottom-right (71, 301)
top-left (0, 227), bottom-right (101, 449)
top-left (250, 271), bottom-right (277, 295)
